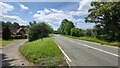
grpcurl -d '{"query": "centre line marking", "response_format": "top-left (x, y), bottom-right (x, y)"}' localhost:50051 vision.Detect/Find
top-left (70, 40), bottom-right (120, 57)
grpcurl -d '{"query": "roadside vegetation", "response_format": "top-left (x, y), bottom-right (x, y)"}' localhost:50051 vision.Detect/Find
top-left (0, 40), bottom-right (18, 46)
top-left (63, 35), bottom-right (120, 47)
top-left (19, 22), bottom-right (67, 66)
top-left (57, 2), bottom-right (120, 47)
top-left (19, 38), bottom-right (67, 66)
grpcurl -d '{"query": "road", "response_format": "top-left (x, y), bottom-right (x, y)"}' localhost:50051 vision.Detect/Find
top-left (0, 39), bottom-right (32, 67)
top-left (54, 35), bottom-right (119, 67)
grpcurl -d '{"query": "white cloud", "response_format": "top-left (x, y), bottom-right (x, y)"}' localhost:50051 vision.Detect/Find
top-left (0, 2), bottom-right (27, 25)
top-left (68, 11), bottom-right (83, 16)
top-left (78, 0), bottom-right (92, 11)
top-left (1, 15), bottom-right (27, 25)
top-left (0, 2), bottom-right (14, 14)
top-left (20, 4), bottom-right (28, 10)
top-left (34, 1), bottom-right (94, 30)
top-left (33, 8), bottom-right (76, 30)
top-left (50, 9), bottom-right (63, 13)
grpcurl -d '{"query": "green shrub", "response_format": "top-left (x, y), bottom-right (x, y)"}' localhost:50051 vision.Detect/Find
top-left (28, 22), bottom-right (53, 42)
top-left (71, 28), bottom-right (83, 37)
top-left (15, 35), bottom-right (22, 39)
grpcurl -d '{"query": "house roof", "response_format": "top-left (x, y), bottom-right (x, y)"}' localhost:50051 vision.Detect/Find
top-left (9, 27), bottom-right (18, 34)
top-left (9, 27), bottom-right (25, 34)
top-left (16, 28), bottom-right (24, 33)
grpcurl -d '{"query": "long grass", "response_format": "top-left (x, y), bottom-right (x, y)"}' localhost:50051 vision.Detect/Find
top-left (63, 35), bottom-right (120, 47)
top-left (19, 37), bottom-right (68, 66)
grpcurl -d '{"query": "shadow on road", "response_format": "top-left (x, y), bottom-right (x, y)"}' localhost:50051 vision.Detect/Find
top-left (1, 53), bottom-right (16, 67)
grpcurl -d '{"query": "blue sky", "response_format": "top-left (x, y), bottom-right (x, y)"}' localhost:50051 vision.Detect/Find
top-left (0, 1), bottom-right (95, 30)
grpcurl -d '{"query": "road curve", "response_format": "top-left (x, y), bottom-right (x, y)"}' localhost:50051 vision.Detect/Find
top-left (1, 39), bottom-right (32, 66)
top-left (54, 35), bottom-right (119, 67)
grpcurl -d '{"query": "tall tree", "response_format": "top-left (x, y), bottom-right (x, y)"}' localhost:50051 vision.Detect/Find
top-left (85, 2), bottom-right (120, 42)
top-left (2, 27), bottom-right (11, 40)
top-left (64, 21), bottom-right (75, 35)
top-left (58, 19), bottom-right (75, 35)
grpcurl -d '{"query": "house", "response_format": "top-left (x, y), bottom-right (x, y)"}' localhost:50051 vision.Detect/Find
top-left (9, 27), bottom-right (26, 38)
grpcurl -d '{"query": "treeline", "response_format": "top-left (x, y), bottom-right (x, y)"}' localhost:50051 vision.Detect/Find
top-left (58, 2), bottom-right (120, 42)
top-left (57, 19), bottom-right (90, 37)
top-left (1, 21), bottom-right (53, 41)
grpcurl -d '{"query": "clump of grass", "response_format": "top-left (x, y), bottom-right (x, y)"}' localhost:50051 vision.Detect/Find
top-left (19, 38), bottom-right (68, 66)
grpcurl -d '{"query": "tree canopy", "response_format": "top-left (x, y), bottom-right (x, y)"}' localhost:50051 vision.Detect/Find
top-left (85, 2), bottom-right (120, 42)
top-left (58, 19), bottom-right (75, 35)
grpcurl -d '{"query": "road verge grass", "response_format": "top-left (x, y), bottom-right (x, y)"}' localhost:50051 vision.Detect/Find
top-left (0, 40), bottom-right (18, 46)
top-left (19, 37), bottom-right (68, 66)
top-left (63, 35), bottom-right (120, 47)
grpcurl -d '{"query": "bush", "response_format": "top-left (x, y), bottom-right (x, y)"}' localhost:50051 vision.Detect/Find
top-left (28, 22), bottom-right (53, 42)
top-left (97, 35), bottom-right (113, 42)
top-left (23, 35), bottom-right (27, 39)
top-left (15, 35), bottom-right (22, 39)
top-left (71, 28), bottom-right (83, 37)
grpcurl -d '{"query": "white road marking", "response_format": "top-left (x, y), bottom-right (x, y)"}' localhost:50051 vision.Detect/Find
top-left (78, 40), bottom-right (118, 49)
top-left (53, 39), bottom-right (72, 65)
top-left (70, 40), bottom-right (120, 57)
top-left (56, 42), bottom-right (71, 62)
top-left (62, 35), bottom-right (118, 49)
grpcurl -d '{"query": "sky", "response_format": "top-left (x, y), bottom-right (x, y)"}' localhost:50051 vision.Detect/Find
top-left (0, 0), bottom-right (95, 30)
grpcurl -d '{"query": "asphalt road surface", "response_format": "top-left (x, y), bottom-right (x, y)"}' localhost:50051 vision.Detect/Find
top-left (54, 35), bottom-right (119, 67)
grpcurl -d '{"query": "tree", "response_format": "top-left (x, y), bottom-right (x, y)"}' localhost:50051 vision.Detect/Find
top-left (2, 27), bottom-right (11, 40)
top-left (28, 22), bottom-right (53, 42)
top-left (64, 21), bottom-right (75, 35)
top-left (85, 2), bottom-right (120, 42)
top-left (29, 21), bottom-right (37, 27)
top-left (58, 19), bottom-right (68, 34)
top-left (85, 29), bottom-right (93, 37)
top-left (2, 21), bottom-right (12, 28)
top-left (58, 19), bottom-right (75, 35)
top-left (12, 22), bottom-right (20, 28)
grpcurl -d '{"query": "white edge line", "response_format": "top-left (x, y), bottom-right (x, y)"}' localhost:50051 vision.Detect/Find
top-left (53, 39), bottom-right (71, 66)
top-left (70, 40), bottom-right (120, 57)
top-left (62, 35), bottom-right (118, 49)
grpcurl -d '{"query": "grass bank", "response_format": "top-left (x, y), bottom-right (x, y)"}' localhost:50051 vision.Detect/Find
top-left (19, 37), bottom-right (68, 66)
top-left (0, 40), bottom-right (18, 46)
top-left (63, 35), bottom-right (120, 47)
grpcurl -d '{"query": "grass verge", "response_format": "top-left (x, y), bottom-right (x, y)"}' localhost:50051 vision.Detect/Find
top-left (63, 35), bottom-right (120, 47)
top-left (19, 37), bottom-right (68, 66)
top-left (0, 40), bottom-right (18, 46)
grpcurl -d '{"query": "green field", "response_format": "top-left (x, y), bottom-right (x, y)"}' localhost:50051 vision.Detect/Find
top-left (63, 35), bottom-right (120, 47)
top-left (19, 37), bottom-right (68, 66)
top-left (0, 40), bottom-right (18, 46)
